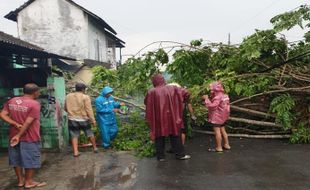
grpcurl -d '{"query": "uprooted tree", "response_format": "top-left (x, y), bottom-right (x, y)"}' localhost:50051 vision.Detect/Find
top-left (91, 5), bottom-right (310, 146)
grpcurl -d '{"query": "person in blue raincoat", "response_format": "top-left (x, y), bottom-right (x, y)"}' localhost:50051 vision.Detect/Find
top-left (95, 86), bottom-right (122, 149)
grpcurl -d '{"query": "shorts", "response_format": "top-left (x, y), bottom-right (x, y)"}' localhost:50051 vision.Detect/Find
top-left (210, 123), bottom-right (226, 128)
top-left (69, 127), bottom-right (94, 139)
top-left (68, 120), bottom-right (94, 139)
top-left (182, 114), bottom-right (189, 134)
top-left (8, 141), bottom-right (41, 169)
top-left (181, 125), bottom-right (188, 134)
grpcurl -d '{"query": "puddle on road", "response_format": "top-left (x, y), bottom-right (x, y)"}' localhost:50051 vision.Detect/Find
top-left (118, 163), bottom-right (137, 188)
top-left (69, 154), bottom-right (137, 190)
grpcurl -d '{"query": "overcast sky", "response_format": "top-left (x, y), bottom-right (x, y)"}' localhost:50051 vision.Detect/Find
top-left (0, 0), bottom-right (309, 57)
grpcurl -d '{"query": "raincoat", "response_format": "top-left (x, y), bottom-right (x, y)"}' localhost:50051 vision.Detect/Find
top-left (144, 74), bottom-right (190, 140)
top-left (95, 86), bottom-right (120, 148)
top-left (205, 81), bottom-right (230, 125)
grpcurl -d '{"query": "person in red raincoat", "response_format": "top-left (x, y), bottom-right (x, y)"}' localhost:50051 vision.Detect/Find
top-left (144, 74), bottom-right (191, 161)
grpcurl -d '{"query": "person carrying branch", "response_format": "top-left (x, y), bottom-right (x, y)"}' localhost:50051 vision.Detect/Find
top-left (95, 86), bottom-right (124, 149)
top-left (65, 83), bottom-right (98, 157)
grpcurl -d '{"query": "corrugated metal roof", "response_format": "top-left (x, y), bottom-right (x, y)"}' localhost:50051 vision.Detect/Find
top-left (5, 0), bottom-right (117, 35)
top-left (104, 31), bottom-right (125, 48)
top-left (0, 31), bottom-right (44, 51)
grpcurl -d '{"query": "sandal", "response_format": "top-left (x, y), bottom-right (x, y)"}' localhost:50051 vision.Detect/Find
top-left (17, 178), bottom-right (25, 187)
top-left (208, 148), bottom-right (223, 153)
top-left (25, 181), bottom-right (47, 189)
top-left (73, 153), bottom-right (81, 157)
top-left (17, 183), bottom-right (25, 188)
top-left (223, 145), bottom-right (231, 150)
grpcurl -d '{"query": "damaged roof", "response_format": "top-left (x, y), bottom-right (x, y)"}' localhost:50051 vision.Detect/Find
top-left (5, 0), bottom-right (117, 35)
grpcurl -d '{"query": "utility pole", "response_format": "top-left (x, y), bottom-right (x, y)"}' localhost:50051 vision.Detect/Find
top-left (228, 33), bottom-right (231, 45)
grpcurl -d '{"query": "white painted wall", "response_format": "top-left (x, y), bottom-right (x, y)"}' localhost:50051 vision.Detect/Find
top-left (17, 0), bottom-right (118, 65)
top-left (87, 18), bottom-right (117, 68)
top-left (87, 18), bottom-right (107, 62)
top-left (17, 0), bottom-right (88, 59)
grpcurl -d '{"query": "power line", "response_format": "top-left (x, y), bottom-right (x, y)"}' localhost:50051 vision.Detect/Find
top-left (231, 0), bottom-right (279, 33)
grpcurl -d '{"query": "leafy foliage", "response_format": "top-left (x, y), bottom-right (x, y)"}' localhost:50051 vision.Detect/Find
top-left (167, 47), bottom-right (212, 87)
top-left (116, 50), bottom-right (167, 95)
top-left (271, 5), bottom-right (310, 43)
top-left (270, 5), bottom-right (310, 32)
top-left (190, 39), bottom-right (203, 47)
top-left (270, 94), bottom-right (295, 129)
top-left (91, 66), bottom-right (118, 91)
top-left (114, 111), bottom-right (155, 157)
top-left (290, 121), bottom-right (310, 144)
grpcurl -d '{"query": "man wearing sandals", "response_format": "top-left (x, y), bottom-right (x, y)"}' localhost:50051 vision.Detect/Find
top-left (65, 83), bottom-right (98, 157)
top-left (0, 83), bottom-right (47, 188)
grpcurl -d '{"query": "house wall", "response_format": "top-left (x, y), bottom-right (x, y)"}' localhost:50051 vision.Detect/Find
top-left (17, 0), bottom-right (88, 59)
top-left (72, 66), bottom-right (93, 85)
top-left (87, 18), bottom-right (107, 63)
top-left (87, 18), bottom-right (117, 68)
top-left (106, 36), bottom-right (117, 69)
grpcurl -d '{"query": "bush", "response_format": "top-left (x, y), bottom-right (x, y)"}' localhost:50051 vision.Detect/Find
top-left (113, 111), bottom-right (155, 157)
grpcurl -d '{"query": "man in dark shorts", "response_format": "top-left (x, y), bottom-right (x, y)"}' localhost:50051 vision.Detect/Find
top-left (167, 83), bottom-right (196, 145)
top-left (65, 83), bottom-right (98, 157)
top-left (0, 83), bottom-right (47, 188)
top-left (181, 100), bottom-right (196, 145)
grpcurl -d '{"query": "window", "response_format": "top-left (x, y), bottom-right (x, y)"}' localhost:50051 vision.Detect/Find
top-left (94, 39), bottom-right (100, 61)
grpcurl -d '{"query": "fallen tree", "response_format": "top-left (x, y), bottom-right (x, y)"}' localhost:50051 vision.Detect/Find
top-left (90, 5), bottom-right (310, 143)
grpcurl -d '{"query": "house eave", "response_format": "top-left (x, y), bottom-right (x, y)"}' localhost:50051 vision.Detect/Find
top-left (4, 0), bottom-right (117, 35)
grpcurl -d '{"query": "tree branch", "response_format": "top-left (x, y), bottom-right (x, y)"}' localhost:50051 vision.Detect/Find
top-left (230, 105), bottom-right (275, 118)
top-left (260, 50), bottom-right (310, 73)
top-left (228, 116), bottom-right (282, 128)
top-left (226, 125), bottom-right (289, 135)
top-left (193, 129), bottom-right (290, 139)
top-left (231, 86), bottom-right (310, 105)
top-left (114, 97), bottom-right (146, 111)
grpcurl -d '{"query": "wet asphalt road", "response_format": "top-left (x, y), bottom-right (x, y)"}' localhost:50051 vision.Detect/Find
top-left (1, 133), bottom-right (310, 190)
top-left (133, 134), bottom-right (310, 190)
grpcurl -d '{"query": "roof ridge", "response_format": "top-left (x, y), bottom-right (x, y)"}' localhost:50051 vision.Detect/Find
top-left (4, 0), bottom-right (117, 35)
